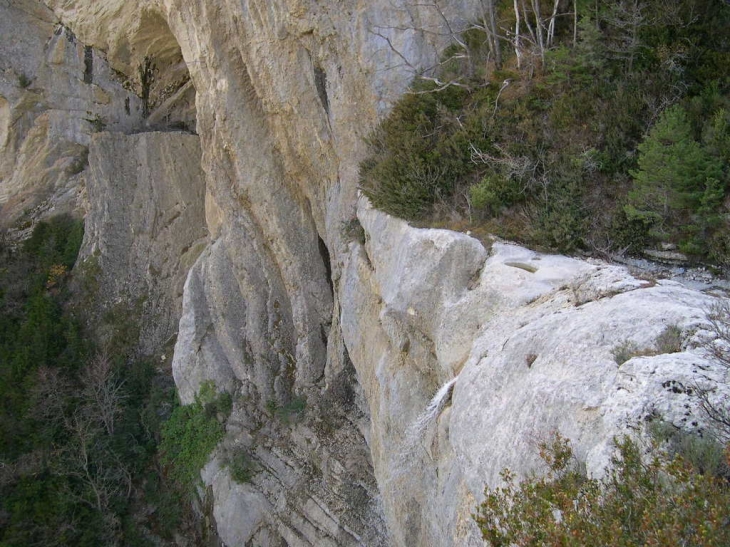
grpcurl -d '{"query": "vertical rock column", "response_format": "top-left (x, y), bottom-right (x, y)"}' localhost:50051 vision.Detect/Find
top-left (80, 132), bottom-right (207, 355)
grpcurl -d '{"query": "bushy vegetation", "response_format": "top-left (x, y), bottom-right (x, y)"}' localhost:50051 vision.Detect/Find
top-left (228, 450), bottom-right (257, 484)
top-left (649, 420), bottom-right (729, 479)
top-left (360, 0), bottom-right (730, 262)
top-left (266, 395), bottom-right (307, 424)
top-left (159, 381), bottom-right (230, 490)
top-left (0, 217), bottom-right (188, 546)
top-left (474, 433), bottom-right (730, 546)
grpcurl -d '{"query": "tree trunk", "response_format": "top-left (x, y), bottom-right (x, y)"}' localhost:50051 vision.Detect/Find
top-left (513, 0), bottom-right (522, 68)
top-left (485, 0), bottom-right (502, 69)
top-left (531, 0), bottom-right (546, 64)
top-left (547, 0), bottom-right (561, 49)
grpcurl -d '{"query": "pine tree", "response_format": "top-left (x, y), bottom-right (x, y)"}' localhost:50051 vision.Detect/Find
top-left (626, 105), bottom-right (724, 246)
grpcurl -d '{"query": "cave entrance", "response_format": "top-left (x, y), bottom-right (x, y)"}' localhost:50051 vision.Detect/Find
top-left (126, 11), bottom-right (197, 132)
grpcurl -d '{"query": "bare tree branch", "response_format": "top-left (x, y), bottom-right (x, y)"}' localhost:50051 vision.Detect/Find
top-left (81, 354), bottom-right (126, 436)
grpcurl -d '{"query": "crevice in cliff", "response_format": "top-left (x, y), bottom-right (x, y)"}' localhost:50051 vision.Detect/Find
top-left (318, 234), bottom-right (334, 299)
top-left (314, 65), bottom-right (330, 116)
top-left (83, 46), bottom-right (93, 84)
top-left (0, 96), bottom-right (8, 149)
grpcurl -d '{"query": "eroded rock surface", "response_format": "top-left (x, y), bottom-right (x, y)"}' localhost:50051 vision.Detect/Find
top-left (79, 131), bottom-right (207, 354)
top-left (0, 0), bottom-right (144, 228)
top-left (5, 1), bottom-right (729, 546)
top-left (343, 199), bottom-right (729, 545)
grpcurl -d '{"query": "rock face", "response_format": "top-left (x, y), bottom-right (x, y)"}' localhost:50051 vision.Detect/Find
top-left (0, 0), bottom-right (144, 228)
top-left (4, 1), bottom-right (729, 546)
top-left (80, 131), bottom-right (207, 354)
top-left (343, 199), bottom-right (728, 545)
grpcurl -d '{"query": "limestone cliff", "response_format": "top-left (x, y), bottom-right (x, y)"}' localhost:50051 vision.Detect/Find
top-left (1, 1), bottom-right (728, 546)
top-left (0, 0), bottom-right (144, 229)
top-left (80, 131), bottom-right (207, 354)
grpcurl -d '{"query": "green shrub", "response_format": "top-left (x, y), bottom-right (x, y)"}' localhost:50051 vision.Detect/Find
top-left (649, 420), bottom-right (729, 479)
top-left (159, 385), bottom-right (230, 490)
top-left (340, 217), bottom-right (366, 245)
top-left (474, 434), bottom-right (730, 547)
top-left (358, 2), bottom-right (730, 262)
top-left (359, 81), bottom-right (479, 220)
top-left (65, 148), bottom-right (89, 175)
top-left (265, 399), bottom-right (278, 415)
top-left (84, 114), bottom-right (106, 133)
top-left (23, 214), bottom-right (84, 270)
top-left (0, 217), bottom-right (208, 544)
top-left (612, 340), bottom-right (640, 365)
top-left (229, 451), bottom-right (258, 484)
top-left (469, 173), bottom-right (522, 214)
top-left (533, 177), bottom-right (586, 252)
top-left (17, 73), bottom-right (31, 88)
top-left (265, 396), bottom-right (307, 424)
top-left (626, 105), bottom-right (725, 249)
top-left (655, 324), bottom-right (683, 354)
top-left (282, 396), bottom-right (306, 415)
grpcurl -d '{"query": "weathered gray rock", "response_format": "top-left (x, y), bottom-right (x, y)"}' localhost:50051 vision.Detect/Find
top-left (80, 131), bottom-right (207, 355)
top-left (0, 0), bottom-right (144, 227)
top-left (8, 1), bottom-right (728, 546)
top-left (341, 200), bottom-right (729, 546)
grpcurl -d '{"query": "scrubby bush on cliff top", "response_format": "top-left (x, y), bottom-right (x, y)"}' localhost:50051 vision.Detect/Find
top-left (360, 0), bottom-right (730, 262)
top-left (474, 433), bottom-right (730, 547)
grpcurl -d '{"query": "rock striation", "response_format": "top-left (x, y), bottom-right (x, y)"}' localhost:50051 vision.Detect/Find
top-left (79, 131), bottom-right (207, 354)
top-left (0, 0), bottom-right (144, 228)
top-left (2, 1), bottom-right (728, 546)
top-left (343, 199), bottom-right (729, 545)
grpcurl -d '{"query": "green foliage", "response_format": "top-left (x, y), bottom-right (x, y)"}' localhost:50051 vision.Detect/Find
top-left (159, 383), bottom-right (230, 491)
top-left (283, 396), bottom-right (306, 415)
top-left (0, 217), bottom-right (84, 455)
top-left (469, 173), bottom-right (521, 215)
top-left (359, 81), bottom-right (478, 219)
top-left (610, 328), bottom-right (681, 365)
top-left (627, 105), bottom-right (725, 248)
top-left (655, 324), bottom-right (683, 354)
top-left (266, 396), bottom-right (307, 424)
top-left (340, 217), bottom-right (366, 245)
top-left (84, 114), bottom-right (106, 133)
top-left (17, 73), bottom-right (31, 88)
top-left (0, 218), bottom-right (193, 545)
top-left (359, 0), bottom-right (730, 261)
top-left (474, 434), bottom-right (730, 546)
top-left (66, 148), bottom-right (89, 175)
top-left (612, 340), bottom-right (641, 365)
top-left (228, 451), bottom-right (258, 484)
top-left (649, 421), bottom-right (729, 479)
top-left (23, 214), bottom-right (84, 270)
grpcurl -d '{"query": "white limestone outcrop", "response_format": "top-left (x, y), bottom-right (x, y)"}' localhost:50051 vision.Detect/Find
top-left (343, 199), bottom-right (728, 545)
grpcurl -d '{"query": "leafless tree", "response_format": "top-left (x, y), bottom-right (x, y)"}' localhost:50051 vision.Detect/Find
top-left (695, 301), bottom-right (730, 443)
top-left (371, 0), bottom-right (579, 93)
top-left (30, 366), bottom-right (71, 428)
top-left (369, 0), bottom-right (505, 91)
top-left (705, 301), bottom-right (730, 369)
top-left (58, 409), bottom-right (131, 539)
top-left (507, 0), bottom-right (570, 71)
top-left (81, 353), bottom-right (126, 436)
top-left (602, 0), bottom-right (647, 72)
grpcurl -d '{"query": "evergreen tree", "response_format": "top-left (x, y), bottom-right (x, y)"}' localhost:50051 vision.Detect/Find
top-left (626, 105), bottom-right (724, 247)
